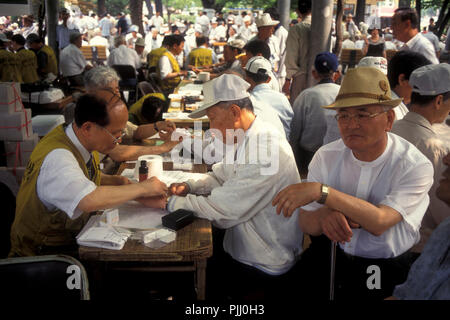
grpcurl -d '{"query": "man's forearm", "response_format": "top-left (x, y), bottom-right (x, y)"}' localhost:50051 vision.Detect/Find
top-left (133, 124), bottom-right (157, 140)
top-left (323, 185), bottom-right (402, 236)
top-left (108, 144), bottom-right (171, 162)
top-left (77, 183), bottom-right (146, 212)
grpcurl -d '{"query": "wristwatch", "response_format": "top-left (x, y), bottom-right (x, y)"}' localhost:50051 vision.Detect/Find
top-left (317, 184), bottom-right (329, 204)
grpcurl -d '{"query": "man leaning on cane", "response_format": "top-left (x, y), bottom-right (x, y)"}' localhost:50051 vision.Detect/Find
top-left (273, 67), bottom-right (434, 300)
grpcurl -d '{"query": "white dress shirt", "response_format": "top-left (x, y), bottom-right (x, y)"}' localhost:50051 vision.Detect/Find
top-left (59, 44), bottom-right (87, 77)
top-left (251, 83), bottom-right (293, 139)
top-left (250, 96), bottom-right (286, 138)
top-left (37, 124), bottom-right (97, 220)
top-left (391, 112), bottom-right (449, 251)
top-left (149, 15), bottom-right (164, 30)
top-left (107, 44), bottom-right (141, 70)
top-left (401, 33), bottom-right (439, 64)
top-left (303, 133), bottom-right (434, 259)
top-left (391, 91), bottom-right (409, 121)
top-left (291, 82), bottom-right (340, 152)
top-left (158, 51), bottom-right (178, 79)
top-left (167, 117), bottom-right (303, 275)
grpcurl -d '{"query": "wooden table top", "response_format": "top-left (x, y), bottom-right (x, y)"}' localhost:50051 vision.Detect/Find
top-left (78, 161), bottom-right (212, 262)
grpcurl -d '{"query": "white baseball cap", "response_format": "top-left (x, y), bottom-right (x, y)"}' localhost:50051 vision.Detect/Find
top-left (245, 56), bottom-right (272, 75)
top-left (227, 37), bottom-right (246, 49)
top-left (409, 63), bottom-right (450, 96)
top-left (255, 13), bottom-right (279, 28)
top-left (189, 74), bottom-right (251, 118)
top-left (357, 56), bottom-right (388, 75)
top-left (243, 15), bottom-right (251, 22)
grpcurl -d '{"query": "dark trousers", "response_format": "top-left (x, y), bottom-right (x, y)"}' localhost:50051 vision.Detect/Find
top-left (295, 235), bottom-right (419, 300)
top-left (206, 227), bottom-right (296, 301)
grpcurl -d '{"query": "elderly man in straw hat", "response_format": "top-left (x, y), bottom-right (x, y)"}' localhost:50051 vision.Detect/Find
top-left (272, 67), bottom-right (434, 300)
top-left (168, 73), bottom-right (302, 299)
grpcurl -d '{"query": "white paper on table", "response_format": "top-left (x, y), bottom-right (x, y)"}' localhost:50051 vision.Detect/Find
top-left (158, 170), bottom-right (209, 186)
top-left (115, 200), bottom-right (167, 230)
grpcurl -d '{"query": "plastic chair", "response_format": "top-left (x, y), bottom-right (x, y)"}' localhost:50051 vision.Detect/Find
top-left (138, 81), bottom-right (157, 96)
top-left (112, 64), bottom-right (138, 104)
top-left (147, 72), bottom-right (163, 93)
top-left (0, 254), bottom-right (90, 300)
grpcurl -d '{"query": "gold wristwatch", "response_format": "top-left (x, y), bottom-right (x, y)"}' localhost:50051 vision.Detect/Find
top-left (317, 184), bottom-right (329, 204)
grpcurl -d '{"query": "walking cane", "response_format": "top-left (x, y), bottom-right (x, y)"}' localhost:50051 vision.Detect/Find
top-left (329, 241), bottom-right (337, 301)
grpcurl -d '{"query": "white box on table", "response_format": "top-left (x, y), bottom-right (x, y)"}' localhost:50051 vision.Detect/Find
top-left (0, 108), bottom-right (33, 141)
top-left (5, 133), bottom-right (39, 167)
top-left (0, 82), bottom-right (24, 114)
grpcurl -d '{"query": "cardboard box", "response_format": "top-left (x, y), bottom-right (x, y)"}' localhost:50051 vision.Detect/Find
top-left (0, 166), bottom-right (26, 187)
top-left (5, 133), bottom-right (39, 167)
top-left (0, 108), bottom-right (33, 141)
top-left (0, 82), bottom-right (24, 114)
top-left (31, 115), bottom-right (64, 137)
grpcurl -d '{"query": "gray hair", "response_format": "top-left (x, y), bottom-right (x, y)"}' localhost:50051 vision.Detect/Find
top-left (114, 35), bottom-right (126, 47)
top-left (84, 66), bottom-right (120, 90)
top-left (217, 97), bottom-right (254, 113)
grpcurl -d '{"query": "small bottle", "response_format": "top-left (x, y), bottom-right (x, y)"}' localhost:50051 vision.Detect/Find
top-left (139, 160), bottom-right (148, 182)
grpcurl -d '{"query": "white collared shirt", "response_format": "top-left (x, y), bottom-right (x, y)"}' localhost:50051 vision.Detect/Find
top-left (37, 124), bottom-right (97, 220)
top-left (391, 112), bottom-right (449, 251)
top-left (302, 133), bottom-right (434, 259)
top-left (391, 91), bottom-right (409, 121)
top-left (107, 44), bottom-right (141, 71)
top-left (167, 117), bottom-right (303, 275)
top-left (159, 51), bottom-right (180, 79)
top-left (59, 44), bottom-right (87, 77)
top-left (251, 83), bottom-right (293, 139)
top-left (401, 33), bottom-right (439, 64)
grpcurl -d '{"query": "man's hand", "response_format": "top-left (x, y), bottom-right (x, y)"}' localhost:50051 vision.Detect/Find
top-left (116, 176), bottom-right (132, 185)
top-left (157, 121), bottom-right (177, 141)
top-left (282, 79), bottom-right (291, 97)
top-left (160, 140), bottom-right (181, 153)
top-left (139, 176), bottom-right (168, 197)
top-left (136, 195), bottom-right (167, 209)
top-left (272, 182), bottom-right (320, 217)
top-left (320, 210), bottom-right (353, 244)
top-left (169, 182), bottom-right (190, 196)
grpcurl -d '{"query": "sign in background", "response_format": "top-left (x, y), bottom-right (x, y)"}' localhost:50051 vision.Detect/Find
top-left (0, 0), bottom-right (32, 16)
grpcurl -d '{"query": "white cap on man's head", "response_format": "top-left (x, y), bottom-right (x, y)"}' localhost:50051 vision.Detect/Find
top-left (245, 56), bottom-right (272, 75)
top-left (409, 63), bottom-right (450, 96)
top-left (357, 56), bottom-right (388, 75)
top-left (189, 74), bottom-right (251, 118)
top-left (243, 15), bottom-right (251, 22)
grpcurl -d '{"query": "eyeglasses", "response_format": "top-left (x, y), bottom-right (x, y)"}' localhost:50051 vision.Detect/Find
top-left (96, 124), bottom-right (126, 144)
top-left (334, 111), bottom-right (388, 124)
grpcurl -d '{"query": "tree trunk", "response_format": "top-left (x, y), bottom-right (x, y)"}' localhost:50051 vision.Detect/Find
top-left (437, 6), bottom-right (450, 38)
top-left (97, 0), bottom-right (106, 16)
top-left (308, 0), bottom-right (334, 88)
top-left (155, 0), bottom-right (163, 15)
top-left (333, 0), bottom-right (344, 56)
top-left (355, 0), bottom-right (366, 25)
top-left (278, 0), bottom-right (291, 30)
top-left (145, 0), bottom-right (153, 18)
top-left (435, 0), bottom-right (449, 37)
top-left (416, 0), bottom-right (422, 31)
top-left (130, 0), bottom-right (144, 36)
top-left (45, 0), bottom-right (58, 54)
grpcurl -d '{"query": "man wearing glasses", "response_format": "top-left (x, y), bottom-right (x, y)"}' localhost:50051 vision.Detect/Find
top-left (10, 89), bottom-right (168, 258)
top-left (272, 67), bottom-right (434, 300)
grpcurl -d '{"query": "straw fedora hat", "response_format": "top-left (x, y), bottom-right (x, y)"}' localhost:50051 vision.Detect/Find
top-left (323, 67), bottom-right (402, 109)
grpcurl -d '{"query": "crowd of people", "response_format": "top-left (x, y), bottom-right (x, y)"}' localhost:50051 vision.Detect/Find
top-left (2, 0), bottom-right (450, 301)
